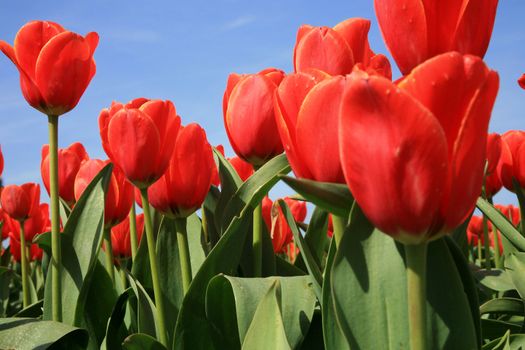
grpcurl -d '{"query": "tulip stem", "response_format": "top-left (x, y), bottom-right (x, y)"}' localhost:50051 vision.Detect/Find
top-left (48, 114), bottom-right (62, 322)
top-left (129, 204), bottom-right (138, 262)
top-left (253, 203), bottom-right (263, 277)
top-left (103, 227), bottom-right (115, 284)
top-left (493, 229), bottom-right (502, 269)
top-left (477, 239), bottom-right (482, 264)
top-left (332, 215), bottom-right (346, 248)
top-left (482, 215), bottom-right (491, 270)
top-left (19, 223), bottom-right (30, 308)
top-left (140, 189), bottom-right (168, 346)
top-left (405, 242), bottom-right (428, 350)
top-left (175, 218), bottom-right (192, 294)
top-left (119, 263), bottom-right (127, 288)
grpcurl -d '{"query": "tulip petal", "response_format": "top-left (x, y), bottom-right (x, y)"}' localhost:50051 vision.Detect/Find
top-left (35, 31), bottom-right (95, 115)
top-left (295, 76), bottom-right (346, 183)
top-left (339, 73), bottom-right (447, 242)
top-left (374, 0), bottom-right (428, 74)
top-left (107, 109), bottom-right (161, 185)
top-left (333, 18), bottom-right (372, 64)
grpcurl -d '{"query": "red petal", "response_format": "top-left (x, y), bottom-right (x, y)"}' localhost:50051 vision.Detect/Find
top-left (339, 73), bottom-right (447, 242)
top-left (518, 74), bottom-right (525, 90)
top-left (333, 18), bottom-right (371, 64)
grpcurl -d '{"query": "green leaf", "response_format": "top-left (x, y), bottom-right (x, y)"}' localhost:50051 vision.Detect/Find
top-left (101, 288), bottom-right (132, 350)
top-left (505, 253), bottom-right (525, 299)
top-left (477, 198), bottom-right (525, 252)
top-left (480, 298), bottom-right (524, 316)
top-left (481, 319), bottom-right (521, 340)
top-left (127, 273), bottom-right (159, 339)
top-left (0, 317), bottom-right (88, 349)
top-left (122, 333), bottom-right (167, 350)
top-left (330, 204), bottom-right (477, 349)
top-left (42, 164), bottom-right (112, 328)
top-left (483, 333), bottom-right (525, 350)
top-left (280, 176), bottom-right (353, 218)
top-left (206, 275), bottom-right (316, 349)
top-left (173, 155), bottom-right (290, 350)
top-left (202, 187), bottom-right (221, 251)
top-left (472, 268), bottom-right (515, 292)
top-left (13, 299), bottom-right (43, 318)
top-left (304, 207), bottom-right (330, 267)
top-left (278, 199), bottom-right (322, 300)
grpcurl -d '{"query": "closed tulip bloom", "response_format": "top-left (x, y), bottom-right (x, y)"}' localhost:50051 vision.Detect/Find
top-left (148, 123), bottom-right (215, 218)
top-left (262, 196), bottom-right (307, 253)
top-left (497, 130), bottom-right (525, 192)
top-left (0, 146), bottom-right (3, 177)
top-left (1, 183), bottom-right (40, 222)
top-left (0, 21), bottom-right (98, 116)
top-left (466, 215), bottom-right (487, 246)
top-left (495, 204), bottom-right (521, 227)
top-left (41, 142), bottom-right (89, 205)
top-left (339, 52), bottom-right (499, 244)
top-left (74, 159), bottom-right (134, 228)
top-left (9, 232), bottom-right (43, 262)
top-left (228, 156), bottom-right (254, 181)
top-left (518, 74), bottom-right (525, 90)
top-left (375, 0), bottom-right (498, 75)
top-left (111, 213), bottom-right (144, 258)
top-left (4, 203), bottom-right (50, 242)
top-left (99, 98), bottom-right (181, 188)
top-left (294, 18), bottom-right (392, 78)
top-left (223, 68), bottom-right (285, 166)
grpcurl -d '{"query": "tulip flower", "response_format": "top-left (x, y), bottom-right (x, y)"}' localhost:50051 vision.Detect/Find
top-left (495, 204), bottom-right (521, 227)
top-left (99, 98), bottom-right (181, 188)
top-left (1, 183), bottom-right (40, 222)
top-left (111, 213), bottom-right (144, 259)
top-left (148, 123), bottom-right (215, 219)
top-left (0, 146), bottom-right (3, 177)
top-left (228, 156), bottom-right (254, 182)
top-left (74, 159), bottom-right (134, 229)
top-left (374, 0), bottom-right (498, 75)
top-left (0, 20), bottom-right (98, 116)
top-left (223, 68), bottom-right (285, 166)
top-left (41, 142), bottom-right (89, 206)
top-left (518, 74), bottom-right (525, 89)
top-left (340, 53), bottom-right (498, 243)
top-left (9, 232), bottom-right (43, 263)
top-left (485, 133), bottom-right (503, 197)
top-left (497, 130), bottom-right (525, 192)
top-left (294, 18), bottom-right (392, 78)
top-left (262, 196), bottom-right (307, 254)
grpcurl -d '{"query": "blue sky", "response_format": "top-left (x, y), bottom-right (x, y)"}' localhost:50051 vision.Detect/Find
top-left (0, 0), bottom-right (524, 206)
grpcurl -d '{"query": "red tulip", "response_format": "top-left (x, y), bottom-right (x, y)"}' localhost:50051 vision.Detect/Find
top-left (9, 232), bottom-right (43, 262)
top-left (111, 213), bottom-right (144, 258)
top-left (294, 18), bottom-right (391, 78)
top-left (0, 21), bottom-right (98, 116)
top-left (148, 123), bottom-right (215, 218)
top-left (495, 204), bottom-right (521, 227)
top-left (518, 74), bottom-right (525, 90)
top-left (467, 216), bottom-right (486, 246)
top-left (497, 130), bottom-right (525, 192)
top-left (485, 133), bottom-right (503, 197)
top-left (74, 159), bottom-right (134, 228)
top-left (99, 98), bottom-right (181, 188)
top-left (374, 0), bottom-right (498, 75)
top-left (228, 156), bottom-right (254, 182)
top-left (3, 202), bottom-right (50, 242)
top-left (223, 68), bottom-right (285, 166)
top-left (211, 145), bottom-right (225, 187)
top-left (339, 53), bottom-right (499, 244)
top-left (0, 146), bottom-right (3, 177)
top-left (262, 196), bottom-right (307, 253)
top-left (41, 142), bottom-right (89, 205)
top-left (1, 183), bottom-right (40, 222)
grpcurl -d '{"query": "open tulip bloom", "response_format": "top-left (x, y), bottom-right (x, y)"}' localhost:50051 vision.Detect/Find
top-left (7, 2), bottom-right (525, 349)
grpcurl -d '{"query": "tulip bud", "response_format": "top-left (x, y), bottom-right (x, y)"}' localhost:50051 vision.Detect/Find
top-left (111, 213), bottom-right (144, 258)
top-left (1, 183), bottom-right (40, 222)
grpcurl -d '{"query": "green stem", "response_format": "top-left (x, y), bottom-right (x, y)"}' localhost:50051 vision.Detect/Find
top-left (119, 262), bottom-right (127, 288)
top-left (493, 229), bottom-right (502, 269)
top-left (477, 238), bottom-right (482, 264)
top-left (405, 242), bottom-right (428, 350)
top-left (175, 218), bottom-right (192, 294)
top-left (140, 189), bottom-right (168, 346)
top-left (48, 115), bottom-right (62, 321)
top-left (129, 204), bottom-right (138, 262)
top-left (482, 215), bottom-right (492, 270)
top-left (253, 203), bottom-right (263, 277)
top-left (103, 227), bottom-right (115, 284)
top-left (332, 215), bottom-right (346, 248)
top-left (19, 223), bottom-right (30, 308)
top-left (201, 205), bottom-right (209, 248)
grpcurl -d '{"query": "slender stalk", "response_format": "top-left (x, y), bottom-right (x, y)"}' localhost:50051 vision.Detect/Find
top-left (332, 215), bottom-right (346, 248)
top-left (493, 229), bottom-right (502, 269)
top-left (477, 238), bottom-right (482, 264)
top-left (140, 189), bottom-right (168, 346)
top-left (175, 218), bottom-right (192, 294)
top-left (119, 262), bottom-right (127, 288)
top-left (48, 115), bottom-right (61, 321)
top-left (201, 205), bottom-right (209, 247)
top-left (129, 204), bottom-right (138, 262)
top-left (253, 203), bottom-right (263, 277)
top-left (19, 223), bottom-right (30, 308)
top-left (482, 215), bottom-right (491, 270)
top-left (405, 242), bottom-right (428, 350)
top-left (103, 227), bottom-right (115, 284)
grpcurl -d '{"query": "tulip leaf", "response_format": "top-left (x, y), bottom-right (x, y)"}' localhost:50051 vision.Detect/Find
top-left (42, 164), bottom-right (111, 328)
top-left (329, 204), bottom-right (478, 349)
top-left (278, 199), bottom-right (322, 300)
top-left (275, 256), bottom-right (307, 276)
top-left (482, 333), bottom-right (525, 350)
top-left (202, 187), bottom-right (221, 251)
top-left (13, 299), bottom-right (44, 318)
top-left (480, 298), bottom-right (524, 316)
top-left (481, 319), bottom-right (521, 340)
top-left (101, 288), bottom-right (133, 350)
top-left (477, 198), bottom-right (525, 252)
top-left (304, 207), bottom-right (330, 266)
top-left (0, 317), bottom-right (88, 349)
top-left (238, 217), bottom-right (276, 277)
top-left (127, 273), bottom-right (159, 340)
top-left (205, 275), bottom-right (316, 349)
top-left (504, 253), bottom-right (525, 299)
top-left (122, 333), bottom-right (167, 350)
top-left (472, 268), bottom-right (515, 292)
top-left (280, 176), bottom-right (353, 218)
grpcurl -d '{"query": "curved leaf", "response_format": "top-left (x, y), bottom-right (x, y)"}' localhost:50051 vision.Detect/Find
top-left (122, 333), bottom-right (167, 350)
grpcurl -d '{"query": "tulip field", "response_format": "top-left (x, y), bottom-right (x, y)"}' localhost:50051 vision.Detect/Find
top-left (1, 1), bottom-right (525, 349)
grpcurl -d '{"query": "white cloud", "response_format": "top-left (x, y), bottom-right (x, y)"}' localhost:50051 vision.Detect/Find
top-left (222, 15), bottom-right (256, 31)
